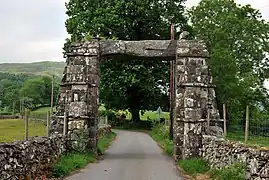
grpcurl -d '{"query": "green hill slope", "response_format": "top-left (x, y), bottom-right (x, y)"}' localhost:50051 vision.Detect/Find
top-left (0, 61), bottom-right (65, 77)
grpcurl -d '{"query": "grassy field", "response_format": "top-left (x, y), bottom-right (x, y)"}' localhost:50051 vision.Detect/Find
top-left (0, 61), bottom-right (65, 77)
top-left (227, 131), bottom-right (269, 147)
top-left (0, 119), bottom-right (46, 142)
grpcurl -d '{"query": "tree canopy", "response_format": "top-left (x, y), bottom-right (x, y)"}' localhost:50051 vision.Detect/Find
top-left (189, 0), bottom-right (269, 119)
top-left (65, 0), bottom-right (191, 121)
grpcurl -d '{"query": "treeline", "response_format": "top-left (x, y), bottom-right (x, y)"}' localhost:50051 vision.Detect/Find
top-left (0, 72), bottom-right (59, 114)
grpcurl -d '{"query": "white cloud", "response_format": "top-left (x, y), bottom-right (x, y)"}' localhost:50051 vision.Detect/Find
top-left (0, 0), bottom-right (68, 63)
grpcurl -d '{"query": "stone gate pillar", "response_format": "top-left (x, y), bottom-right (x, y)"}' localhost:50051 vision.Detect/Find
top-left (51, 39), bottom-right (100, 152)
top-left (174, 40), bottom-right (220, 159)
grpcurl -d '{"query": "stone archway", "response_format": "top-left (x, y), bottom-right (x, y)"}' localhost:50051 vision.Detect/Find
top-left (50, 38), bottom-right (220, 159)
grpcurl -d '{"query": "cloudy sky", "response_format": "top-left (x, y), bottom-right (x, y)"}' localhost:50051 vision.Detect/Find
top-left (0, 0), bottom-right (268, 63)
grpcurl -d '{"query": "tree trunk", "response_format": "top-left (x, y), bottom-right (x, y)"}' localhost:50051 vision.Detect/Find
top-left (130, 109), bottom-right (141, 122)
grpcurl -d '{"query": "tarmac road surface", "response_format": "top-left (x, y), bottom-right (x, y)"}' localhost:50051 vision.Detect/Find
top-left (65, 130), bottom-right (184, 180)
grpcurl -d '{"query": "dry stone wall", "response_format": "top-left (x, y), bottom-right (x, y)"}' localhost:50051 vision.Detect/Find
top-left (201, 135), bottom-right (269, 180)
top-left (0, 125), bottom-right (112, 180)
top-left (0, 135), bottom-right (65, 180)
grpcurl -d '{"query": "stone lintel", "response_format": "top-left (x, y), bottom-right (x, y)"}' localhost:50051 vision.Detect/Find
top-left (100, 40), bottom-right (177, 59)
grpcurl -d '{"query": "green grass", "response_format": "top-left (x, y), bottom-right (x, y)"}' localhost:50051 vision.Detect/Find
top-left (52, 132), bottom-right (116, 178)
top-left (178, 158), bottom-right (210, 175)
top-left (98, 132), bottom-right (117, 153)
top-left (150, 125), bottom-right (173, 156)
top-left (51, 152), bottom-right (96, 178)
top-left (227, 131), bottom-right (269, 147)
top-left (209, 163), bottom-right (245, 180)
top-left (0, 119), bottom-right (46, 142)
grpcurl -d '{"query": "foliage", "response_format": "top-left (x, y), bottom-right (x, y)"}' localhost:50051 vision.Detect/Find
top-left (0, 119), bottom-right (46, 142)
top-left (189, 0), bottom-right (269, 120)
top-left (209, 163), bottom-right (245, 180)
top-left (0, 64), bottom-right (61, 113)
top-left (64, 0), bottom-right (191, 121)
top-left (178, 158), bottom-right (210, 175)
top-left (0, 72), bottom-right (29, 112)
top-left (52, 132), bottom-right (116, 178)
top-left (20, 76), bottom-right (59, 109)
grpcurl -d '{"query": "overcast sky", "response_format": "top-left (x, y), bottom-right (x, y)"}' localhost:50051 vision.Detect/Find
top-left (0, 0), bottom-right (268, 64)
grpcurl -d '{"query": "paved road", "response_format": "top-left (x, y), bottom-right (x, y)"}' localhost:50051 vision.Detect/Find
top-left (65, 130), bottom-right (183, 180)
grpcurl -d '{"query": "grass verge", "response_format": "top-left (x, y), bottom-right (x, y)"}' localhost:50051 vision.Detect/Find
top-left (51, 132), bottom-right (116, 178)
top-left (150, 125), bottom-right (173, 156)
top-left (150, 124), bottom-right (245, 179)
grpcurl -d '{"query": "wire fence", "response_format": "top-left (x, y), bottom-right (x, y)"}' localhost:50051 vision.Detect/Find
top-left (220, 104), bottom-right (269, 147)
top-left (227, 118), bottom-right (269, 147)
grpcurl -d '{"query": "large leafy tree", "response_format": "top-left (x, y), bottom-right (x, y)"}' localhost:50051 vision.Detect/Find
top-left (0, 73), bottom-right (28, 112)
top-left (65, 0), bottom-right (191, 121)
top-left (189, 0), bottom-right (269, 119)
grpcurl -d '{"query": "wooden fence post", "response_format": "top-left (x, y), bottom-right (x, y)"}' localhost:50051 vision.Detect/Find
top-left (105, 115), bottom-right (108, 125)
top-left (50, 75), bottom-right (54, 114)
top-left (223, 104), bottom-right (227, 138)
top-left (245, 105), bottom-right (250, 144)
top-left (12, 101), bottom-right (15, 116)
top-left (47, 111), bottom-right (50, 136)
top-left (24, 110), bottom-right (28, 141)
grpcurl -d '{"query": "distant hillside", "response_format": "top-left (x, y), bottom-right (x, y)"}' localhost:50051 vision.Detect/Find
top-left (0, 61), bottom-right (65, 77)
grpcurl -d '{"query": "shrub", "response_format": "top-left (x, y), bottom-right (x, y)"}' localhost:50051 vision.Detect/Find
top-left (209, 163), bottom-right (245, 180)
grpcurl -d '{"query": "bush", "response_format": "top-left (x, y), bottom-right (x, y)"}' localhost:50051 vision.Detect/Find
top-left (98, 109), bottom-right (107, 117)
top-left (209, 163), bottom-right (245, 180)
top-left (178, 158), bottom-right (210, 175)
top-left (0, 112), bottom-right (12, 115)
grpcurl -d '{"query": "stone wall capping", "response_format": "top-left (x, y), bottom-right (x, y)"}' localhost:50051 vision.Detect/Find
top-left (65, 52), bottom-right (99, 56)
top-left (177, 83), bottom-right (216, 88)
top-left (176, 118), bottom-right (223, 122)
top-left (60, 82), bottom-right (98, 87)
